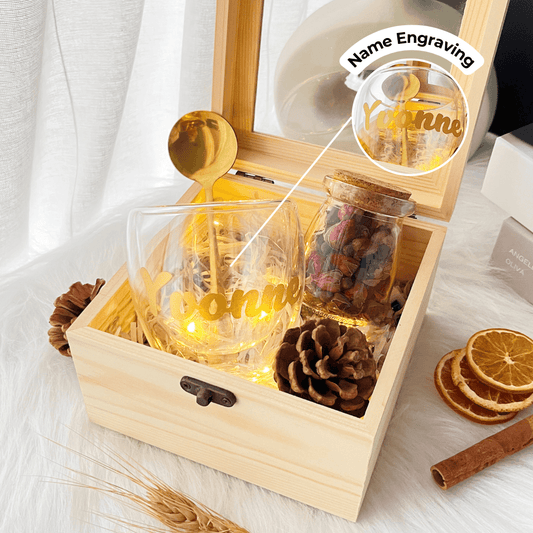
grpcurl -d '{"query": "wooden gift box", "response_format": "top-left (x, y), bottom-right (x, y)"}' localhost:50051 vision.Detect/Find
top-left (68, 0), bottom-right (508, 522)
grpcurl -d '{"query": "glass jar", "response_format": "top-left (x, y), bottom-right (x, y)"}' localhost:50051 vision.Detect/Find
top-left (302, 170), bottom-right (415, 330)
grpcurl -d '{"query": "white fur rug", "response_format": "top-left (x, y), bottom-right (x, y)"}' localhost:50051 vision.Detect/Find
top-left (2, 135), bottom-right (533, 533)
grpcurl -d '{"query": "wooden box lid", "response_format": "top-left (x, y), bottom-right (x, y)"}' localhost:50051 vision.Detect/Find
top-left (211, 0), bottom-right (508, 221)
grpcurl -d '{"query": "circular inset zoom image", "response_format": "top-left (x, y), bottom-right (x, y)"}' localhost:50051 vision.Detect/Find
top-left (352, 60), bottom-right (468, 176)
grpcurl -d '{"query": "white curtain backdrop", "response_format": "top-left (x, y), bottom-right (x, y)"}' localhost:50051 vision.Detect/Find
top-left (0, 0), bottom-right (473, 276)
top-left (0, 0), bottom-right (216, 275)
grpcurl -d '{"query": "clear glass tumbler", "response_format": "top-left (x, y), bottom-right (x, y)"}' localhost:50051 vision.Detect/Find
top-left (126, 200), bottom-right (304, 381)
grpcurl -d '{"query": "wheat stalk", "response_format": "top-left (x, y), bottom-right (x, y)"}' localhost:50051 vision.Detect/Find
top-left (45, 435), bottom-right (249, 533)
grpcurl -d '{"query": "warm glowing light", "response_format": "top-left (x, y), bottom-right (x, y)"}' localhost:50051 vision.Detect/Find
top-left (262, 366), bottom-right (270, 373)
top-left (187, 322), bottom-right (196, 333)
top-left (259, 311), bottom-right (268, 319)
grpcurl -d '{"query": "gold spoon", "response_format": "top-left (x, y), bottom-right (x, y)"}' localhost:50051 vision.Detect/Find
top-left (168, 111), bottom-right (238, 292)
top-left (382, 73), bottom-right (420, 167)
top-left (168, 110), bottom-right (238, 202)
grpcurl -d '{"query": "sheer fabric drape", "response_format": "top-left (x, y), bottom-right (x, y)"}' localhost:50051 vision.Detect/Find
top-left (0, 0), bottom-right (216, 274)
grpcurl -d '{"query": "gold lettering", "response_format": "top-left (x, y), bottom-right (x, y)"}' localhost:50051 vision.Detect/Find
top-left (364, 100), bottom-right (381, 130)
top-left (377, 109), bottom-right (395, 129)
top-left (449, 119), bottom-right (462, 137)
top-left (198, 293), bottom-right (227, 321)
top-left (243, 290), bottom-right (262, 317)
top-left (272, 283), bottom-right (289, 312)
top-left (229, 290), bottom-right (245, 319)
top-left (140, 268), bottom-right (172, 316)
top-left (229, 289), bottom-right (262, 318)
top-left (152, 277), bottom-right (302, 323)
top-left (170, 291), bottom-right (197, 320)
top-left (286, 276), bottom-right (301, 305)
top-left (366, 103), bottom-right (462, 138)
top-left (260, 284), bottom-right (275, 314)
top-left (414, 110), bottom-right (435, 130)
top-left (433, 113), bottom-right (450, 133)
top-left (395, 109), bottom-right (412, 129)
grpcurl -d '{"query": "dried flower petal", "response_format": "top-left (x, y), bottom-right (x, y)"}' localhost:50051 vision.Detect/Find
top-left (314, 270), bottom-right (343, 293)
top-left (325, 219), bottom-right (360, 249)
top-left (338, 204), bottom-right (356, 220)
top-left (331, 254), bottom-right (360, 277)
top-left (307, 250), bottom-right (324, 276)
top-left (332, 292), bottom-right (352, 311)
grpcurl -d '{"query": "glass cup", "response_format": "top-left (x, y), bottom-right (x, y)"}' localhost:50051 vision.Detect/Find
top-left (353, 61), bottom-right (468, 175)
top-left (126, 200), bottom-right (304, 382)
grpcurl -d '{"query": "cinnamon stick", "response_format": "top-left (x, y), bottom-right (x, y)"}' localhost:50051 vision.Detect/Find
top-left (430, 415), bottom-right (533, 490)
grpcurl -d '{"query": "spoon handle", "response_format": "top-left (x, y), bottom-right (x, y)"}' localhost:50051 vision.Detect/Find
top-left (204, 185), bottom-right (219, 293)
top-left (401, 102), bottom-right (408, 167)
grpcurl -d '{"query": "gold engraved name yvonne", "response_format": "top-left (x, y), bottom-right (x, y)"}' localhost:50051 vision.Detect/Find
top-left (140, 267), bottom-right (301, 322)
top-left (363, 100), bottom-right (463, 137)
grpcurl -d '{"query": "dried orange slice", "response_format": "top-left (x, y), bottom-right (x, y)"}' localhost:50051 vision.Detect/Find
top-left (466, 329), bottom-right (533, 394)
top-left (434, 350), bottom-right (517, 425)
top-left (451, 348), bottom-right (533, 412)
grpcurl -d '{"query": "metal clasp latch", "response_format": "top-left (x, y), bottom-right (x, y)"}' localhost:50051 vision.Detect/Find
top-left (180, 376), bottom-right (237, 407)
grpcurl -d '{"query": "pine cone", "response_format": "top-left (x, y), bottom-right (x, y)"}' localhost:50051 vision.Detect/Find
top-left (273, 318), bottom-right (376, 417)
top-left (48, 279), bottom-right (106, 356)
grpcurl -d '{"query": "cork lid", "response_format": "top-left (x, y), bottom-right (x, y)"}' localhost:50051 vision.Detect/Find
top-left (333, 169), bottom-right (412, 201)
top-left (325, 170), bottom-right (416, 218)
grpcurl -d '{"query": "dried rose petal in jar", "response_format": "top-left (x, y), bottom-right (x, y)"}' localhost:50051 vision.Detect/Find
top-left (302, 169), bottom-right (415, 328)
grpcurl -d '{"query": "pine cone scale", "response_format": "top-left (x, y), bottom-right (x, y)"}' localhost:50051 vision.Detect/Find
top-left (339, 366), bottom-right (359, 379)
top-left (300, 350), bottom-right (321, 379)
top-left (296, 329), bottom-right (314, 352)
top-left (340, 350), bottom-right (364, 364)
top-left (308, 380), bottom-right (337, 406)
top-left (49, 307), bottom-right (77, 326)
top-left (288, 360), bottom-right (308, 395)
top-left (338, 379), bottom-right (358, 400)
top-left (311, 325), bottom-right (331, 356)
top-left (315, 356), bottom-right (336, 379)
top-left (340, 397), bottom-right (366, 412)
top-left (53, 297), bottom-right (84, 314)
top-left (274, 343), bottom-right (298, 381)
top-left (328, 343), bottom-right (344, 361)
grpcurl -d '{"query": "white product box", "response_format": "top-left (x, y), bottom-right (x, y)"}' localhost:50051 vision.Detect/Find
top-left (491, 217), bottom-right (533, 305)
top-left (482, 123), bottom-right (533, 233)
